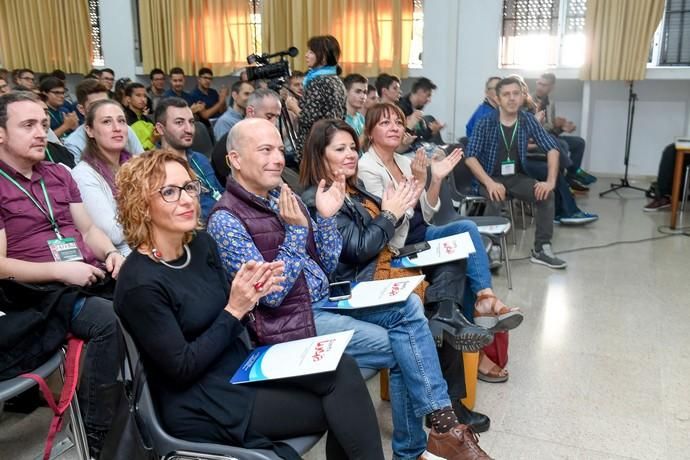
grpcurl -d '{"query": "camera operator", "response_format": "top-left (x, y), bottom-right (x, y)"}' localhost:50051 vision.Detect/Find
top-left (294, 35), bottom-right (346, 166)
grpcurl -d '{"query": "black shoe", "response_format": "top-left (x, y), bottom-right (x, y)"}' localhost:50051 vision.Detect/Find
top-left (453, 400), bottom-right (491, 433)
top-left (428, 301), bottom-right (493, 352)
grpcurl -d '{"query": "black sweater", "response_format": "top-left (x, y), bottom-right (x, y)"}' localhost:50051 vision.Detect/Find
top-left (114, 232), bottom-right (297, 457)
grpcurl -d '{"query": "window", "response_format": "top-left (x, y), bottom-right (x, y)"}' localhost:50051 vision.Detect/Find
top-left (660, 0), bottom-right (690, 65)
top-left (500, 0), bottom-right (587, 69)
top-left (88, 0), bottom-right (104, 67)
top-left (408, 0), bottom-right (424, 68)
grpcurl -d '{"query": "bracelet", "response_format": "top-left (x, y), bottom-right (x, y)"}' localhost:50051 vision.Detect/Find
top-left (104, 249), bottom-right (121, 260)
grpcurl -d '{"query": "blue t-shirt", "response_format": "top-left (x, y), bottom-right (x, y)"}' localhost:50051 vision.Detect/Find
top-left (190, 87), bottom-right (219, 109)
top-left (163, 89), bottom-right (194, 105)
top-left (345, 112), bottom-right (365, 139)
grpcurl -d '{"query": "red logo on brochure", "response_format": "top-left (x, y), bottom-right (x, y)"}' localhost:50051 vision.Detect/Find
top-left (312, 338), bottom-right (336, 362)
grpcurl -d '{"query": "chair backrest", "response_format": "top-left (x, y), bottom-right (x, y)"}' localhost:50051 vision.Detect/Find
top-left (192, 121), bottom-right (214, 158)
top-left (116, 320), bottom-right (322, 460)
top-left (431, 177), bottom-right (463, 227)
top-left (452, 158), bottom-right (477, 197)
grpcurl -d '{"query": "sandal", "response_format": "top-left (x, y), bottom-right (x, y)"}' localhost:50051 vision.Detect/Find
top-left (478, 363), bottom-right (509, 383)
top-left (473, 294), bottom-right (524, 332)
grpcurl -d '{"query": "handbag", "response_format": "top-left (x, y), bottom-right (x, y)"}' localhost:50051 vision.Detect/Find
top-left (99, 360), bottom-right (155, 460)
top-left (483, 331), bottom-right (509, 369)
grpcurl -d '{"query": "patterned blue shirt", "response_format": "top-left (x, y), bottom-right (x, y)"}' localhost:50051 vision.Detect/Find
top-left (207, 189), bottom-right (342, 308)
top-left (465, 110), bottom-right (560, 192)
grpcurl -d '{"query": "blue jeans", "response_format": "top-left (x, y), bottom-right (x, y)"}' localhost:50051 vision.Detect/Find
top-left (313, 295), bottom-right (450, 460)
top-left (425, 220), bottom-right (492, 296)
top-left (558, 136), bottom-right (586, 174)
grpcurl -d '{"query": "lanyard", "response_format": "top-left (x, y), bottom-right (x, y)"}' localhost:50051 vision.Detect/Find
top-left (499, 119), bottom-right (518, 161)
top-left (48, 109), bottom-right (63, 127)
top-left (45, 146), bottom-right (55, 163)
top-left (189, 156), bottom-right (216, 195)
top-left (0, 168), bottom-right (63, 239)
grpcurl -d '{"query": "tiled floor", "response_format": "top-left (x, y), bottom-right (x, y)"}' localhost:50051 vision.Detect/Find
top-left (2, 177), bottom-right (689, 460)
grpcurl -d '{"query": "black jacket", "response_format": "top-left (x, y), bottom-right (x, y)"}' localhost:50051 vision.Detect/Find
top-left (302, 181), bottom-right (467, 306)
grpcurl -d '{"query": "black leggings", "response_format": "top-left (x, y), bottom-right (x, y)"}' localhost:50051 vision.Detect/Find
top-left (249, 354), bottom-right (384, 460)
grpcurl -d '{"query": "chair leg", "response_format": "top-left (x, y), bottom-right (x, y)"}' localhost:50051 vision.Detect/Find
top-left (59, 356), bottom-right (90, 460)
top-left (507, 202), bottom-right (517, 245)
top-left (379, 369), bottom-right (390, 401)
top-left (520, 201), bottom-right (526, 228)
top-left (682, 165), bottom-right (690, 212)
top-left (500, 233), bottom-right (512, 290)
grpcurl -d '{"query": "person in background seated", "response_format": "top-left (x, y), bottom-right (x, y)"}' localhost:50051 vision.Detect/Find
top-left (643, 142), bottom-right (690, 211)
top-left (208, 118), bottom-right (492, 460)
top-left (213, 80), bottom-right (254, 140)
top-left (398, 77), bottom-right (446, 145)
top-left (211, 89), bottom-right (282, 185)
top-left (35, 99), bottom-right (76, 168)
top-left (39, 77), bottom-right (78, 139)
top-left (147, 68), bottom-right (167, 111)
top-left (64, 79), bottom-right (144, 163)
top-left (466, 77), bottom-right (501, 140)
top-left (123, 82), bottom-right (156, 150)
top-left (533, 72), bottom-right (597, 189)
top-left (375, 73), bottom-right (402, 105)
top-left (342, 73), bottom-right (368, 139)
top-left (0, 76), bottom-right (10, 96)
top-left (154, 97), bottom-right (223, 223)
top-left (294, 35), bottom-right (347, 164)
top-left (12, 68), bottom-right (36, 91)
top-left (71, 100), bottom-right (132, 256)
top-left (0, 92), bottom-right (125, 458)
top-left (300, 119), bottom-right (495, 435)
top-left (465, 77), bottom-right (568, 268)
top-left (287, 70), bottom-right (305, 99)
top-left (190, 67), bottom-right (229, 129)
top-left (363, 83), bottom-right (378, 116)
top-left (115, 149), bottom-right (384, 460)
top-left (163, 67), bottom-right (205, 116)
top-left (99, 68), bottom-right (116, 99)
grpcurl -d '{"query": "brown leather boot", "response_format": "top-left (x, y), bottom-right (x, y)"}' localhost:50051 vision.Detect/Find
top-left (426, 424), bottom-right (492, 460)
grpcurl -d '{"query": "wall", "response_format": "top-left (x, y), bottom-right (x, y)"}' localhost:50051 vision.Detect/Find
top-left (92, 0), bottom-right (690, 175)
top-left (420, 0), bottom-right (690, 176)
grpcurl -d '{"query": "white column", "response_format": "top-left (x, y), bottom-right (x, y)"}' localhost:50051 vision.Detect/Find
top-left (98, 0), bottom-right (138, 78)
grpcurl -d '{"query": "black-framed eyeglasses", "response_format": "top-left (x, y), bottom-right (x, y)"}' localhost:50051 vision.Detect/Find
top-left (158, 180), bottom-right (202, 202)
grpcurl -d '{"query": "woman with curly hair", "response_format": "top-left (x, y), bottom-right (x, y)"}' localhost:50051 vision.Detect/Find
top-left (113, 149), bottom-right (384, 460)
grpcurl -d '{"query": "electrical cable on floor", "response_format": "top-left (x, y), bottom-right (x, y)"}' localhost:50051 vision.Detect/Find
top-left (507, 227), bottom-right (690, 262)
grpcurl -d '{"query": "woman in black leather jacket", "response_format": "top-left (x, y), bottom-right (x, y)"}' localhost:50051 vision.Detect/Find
top-left (300, 119), bottom-right (493, 433)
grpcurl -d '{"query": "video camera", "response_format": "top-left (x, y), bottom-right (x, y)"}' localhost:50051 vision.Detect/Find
top-left (245, 47), bottom-right (299, 83)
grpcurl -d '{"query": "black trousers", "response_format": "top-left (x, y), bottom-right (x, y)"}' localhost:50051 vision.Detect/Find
top-left (657, 143), bottom-right (690, 197)
top-left (249, 354), bottom-right (384, 460)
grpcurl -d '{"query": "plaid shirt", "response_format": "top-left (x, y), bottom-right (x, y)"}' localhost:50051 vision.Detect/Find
top-left (466, 110), bottom-right (559, 192)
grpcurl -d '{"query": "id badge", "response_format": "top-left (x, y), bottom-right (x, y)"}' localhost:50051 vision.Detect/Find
top-left (501, 160), bottom-right (515, 176)
top-left (47, 237), bottom-right (84, 262)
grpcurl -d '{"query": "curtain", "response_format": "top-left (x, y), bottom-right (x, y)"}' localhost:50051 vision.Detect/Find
top-left (139, 0), bottom-right (256, 75)
top-left (263, 0), bottom-right (413, 77)
top-left (580, 0), bottom-right (665, 80)
top-left (0, 0), bottom-right (91, 74)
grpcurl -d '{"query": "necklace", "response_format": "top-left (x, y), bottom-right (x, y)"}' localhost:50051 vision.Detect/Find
top-left (151, 244), bottom-right (191, 269)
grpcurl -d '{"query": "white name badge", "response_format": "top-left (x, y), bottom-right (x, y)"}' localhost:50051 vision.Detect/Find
top-left (47, 237), bottom-right (84, 262)
top-left (501, 160), bottom-right (515, 176)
